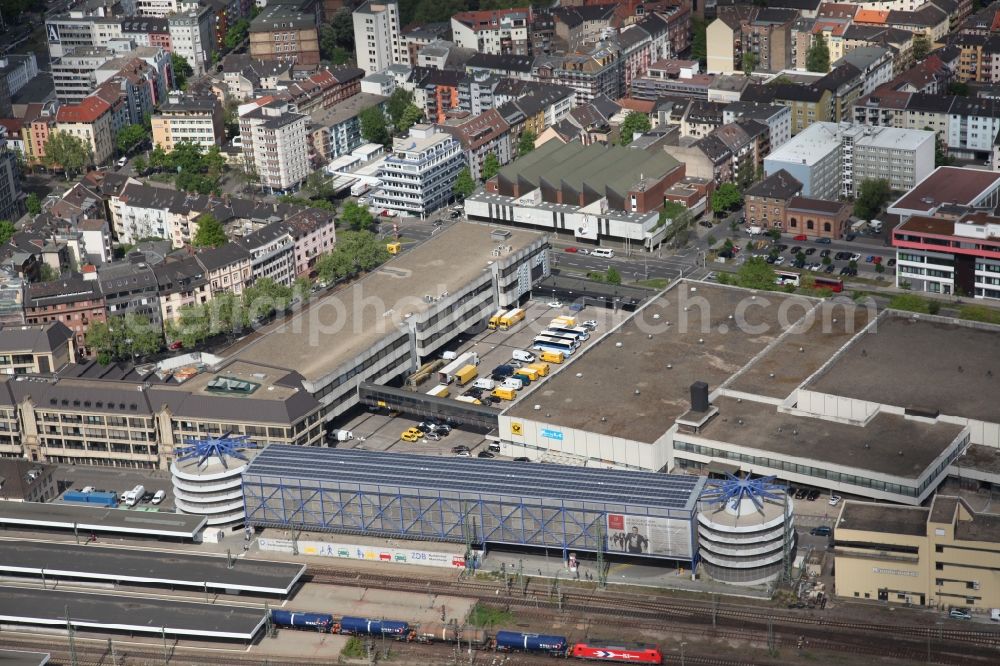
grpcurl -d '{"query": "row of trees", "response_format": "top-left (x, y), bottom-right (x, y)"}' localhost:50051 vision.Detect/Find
top-left (314, 230), bottom-right (390, 285)
top-left (85, 314), bottom-right (165, 365)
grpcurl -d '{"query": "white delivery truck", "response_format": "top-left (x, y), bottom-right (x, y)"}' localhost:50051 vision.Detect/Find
top-left (124, 484), bottom-right (145, 507)
top-left (473, 377), bottom-right (496, 390)
top-left (512, 350), bottom-right (535, 363)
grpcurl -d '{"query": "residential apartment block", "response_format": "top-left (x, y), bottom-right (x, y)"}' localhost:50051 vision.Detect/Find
top-left (168, 8), bottom-right (216, 77)
top-left (152, 92), bottom-right (225, 152)
top-left (0, 323), bottom-right (76, 376)
top-left (353, 0), bottom-right (404, 74)
top-left (239, 100), bottom-right (311, 193)
top-left (451, 8), bottom-right (532, 56)
top-left (249, 5), bottom-right (321, 66)
top-left (440, 109), bottom-right (512, 182)
top-left (24, 278), bottom-right (107, 355)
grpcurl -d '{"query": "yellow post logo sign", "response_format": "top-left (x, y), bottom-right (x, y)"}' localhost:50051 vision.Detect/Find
top-left (510, 422), bottom-right (523, 436)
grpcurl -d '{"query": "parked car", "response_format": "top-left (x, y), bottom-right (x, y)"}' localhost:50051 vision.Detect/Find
top-left (828, 495), bottom-right (842, 506)
top-left (815, 238), bottom-right (832, 244)
top-left (949, 608), bottom-right (972, 620)
top-left (774, 256), bottom-right (786, 266)
top-left (793, 234), bottom-right (808, 241)
top-left (699, 219), bottom-right (713, 228)
top-left (451, 445), bottom-right (470, 454)
top-left (850, 253), bottom-right (862, 262)
top-left (477, 451), bottom-right (495, 458)
top-left (820, 249), bottom-right (831, 258)
top-left (865, 255), bottom-right (875, 263)
top-left (789, 246), bottom-right (802, 255)
top-left (547, 301), bottom-right (563, 308)
top-left (824, 264), bottom-right (835, 273)
top-left (578, 248), bottom-right (590, 255)
top-left (794, 488), bottom-right (809, 500)
top-left (401, 428), bottom-right (421, 442)
top-left (455, 450), bottom-right (471, 457)
top-left (810, 526), bottom-right (832, 537)
top-left (424, 431), bottom-right (441, 441)
top-left (766, 256), bottom-right (777, 264)
top-left (140, 491), bottom-right (155, 504)
top-left (845, 233), bottom-right (856, 241)
top-left (807, 489), bottom-right (820, 501)
top-left (582, 320), bottom-right (599, 330)
top-left (564, 247), bottom-right (578, 253)
top-left (513, 456), bottom-right (531, 462)
top-left (835, 251), bottom-right (851, 261)
top-left (416, 421), bottom-right (440, 433)
top-left (888, 258), bottom-right (897, 267)
top-left (776, 244), bottom-right (789, 252)
top-left (804, 247), bottom-right (816, 256)
top-left (488, 443), bottom-right (502, 453)
top-left (152, 490), bottom-right (166, 504)
top-left (434, 424), bottom-right (452, 436)
top-left (873, 256), bottom-right (883, 264)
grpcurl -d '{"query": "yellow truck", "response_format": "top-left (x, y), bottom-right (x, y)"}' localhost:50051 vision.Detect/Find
top-left (455, 395), bottom-right (482, 405)
top-left (551, 315), bottom-right (577, 327)
top-left (425, 383), bottom-right (450, 398)
top-left (539, 350), bottom-right (564, 364)
top-left (454, 364), bottom-right (478, 386)
top-left (487, 310), bottom-right (505, 330)
top-left (491, 387), bottom-right (517, 401)
top-left (498, 308), bottom-right (525, 331)
top-left (514, 367), bottom-right (539, 382)
top-left (528, 362), bottom-right (550, 377)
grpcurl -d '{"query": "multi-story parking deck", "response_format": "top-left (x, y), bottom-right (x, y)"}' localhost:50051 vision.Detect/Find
top-left (243, 446), bottom-right (706, 563)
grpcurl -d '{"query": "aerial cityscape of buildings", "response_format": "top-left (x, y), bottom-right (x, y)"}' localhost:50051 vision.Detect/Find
top-left (0, 0), bottom-right (999, 663)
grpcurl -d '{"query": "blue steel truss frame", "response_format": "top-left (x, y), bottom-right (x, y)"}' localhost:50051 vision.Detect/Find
top-left (242, 476), bottom-right (696, 562)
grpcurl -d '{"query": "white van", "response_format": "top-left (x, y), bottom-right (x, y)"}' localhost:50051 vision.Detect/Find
top-left (501, 377), bottom-right (524, 391)
top-left (117, 156), bottom-right (128, 168)
top-left (473, 377), bottom-right (495, 390)
top-left (512, 350), bottom-right (535, 363)
top-left (591, 248), bottom-right (615, 258)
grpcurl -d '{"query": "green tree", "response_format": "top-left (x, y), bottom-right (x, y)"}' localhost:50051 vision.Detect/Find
top-left (25, 193), bottom-right (41, 216)
top-left (314, 249), bottom-right (355, 285)
top-left (85, 320), bottom-right (116, 364)
top-left (618, 111), bottom-right (652, 146)
top-left (242, 277), bottom-right (293, 321)
top-left (767, 227), bottom-right (781, 241)
top-left (795, 250), bottom-right (806, 266)
top-left (853, 178), bottom-right (891, 220)
top-left (397, 104), bottom-right (424, 134)
top-left (39, 264), bottom-right (59, 282)
top-left (192, 213), bottom-right (228, 248)
top-left (0, 220), bottom-right (15, 245)
top-left (149, 145), bottom-right (170, 171)
top-left (171, 53), bottom-right (194, 90)
top-left (319, 24), bottom-right (351, 64)
top-left (328, 230), bottom-right (391, 276)
top-left (453, 167), bottom-right (475, 199)
top-left (303, 171), bottom-right (335, 201)
top-left (386, 88), bottom-right (415, 127)
top-left (224, 18), bottom-right (250, 50)
top-left (116, 123), bottom-right (149, 155)
top-left (359, 106), bottom-right (391, 147)
top-left (518, 129), bottom-right (536, 156)
top-left (691, 17), bottom-right (708, 65)
top-left (605, 266), bottom-right (621, 285)
top-left (948, 81), bottom-right (970, 96)
top-left (330, 7), bottom-right (355, 52)
top-left (912, 35), bottom-right (931, 61)
top-left (44, 131), bottom-right (91, 178)
top-left (742, 51), bottom-right (757, 76)
top-left (711, 183), bottom-right (742, 214)
top-left (733, 256), bottom-right (777, 290)
top-left (481, 152), bottom-right (501, 181)
top-left (341, 200), bottom-right (374, 232)
top-left (168, 304), bottom-right (212, 349)
top-left (806, 35), bottom-right (830, 73)
top-left (132, 155), bottom-right (148, 174)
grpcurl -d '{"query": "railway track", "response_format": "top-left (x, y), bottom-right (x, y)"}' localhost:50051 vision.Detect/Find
top-left (303, 566), bottom-right (1000, 649)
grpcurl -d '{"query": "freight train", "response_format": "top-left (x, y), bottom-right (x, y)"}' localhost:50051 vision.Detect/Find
top-left (269, 610), bottom-right (663, 663)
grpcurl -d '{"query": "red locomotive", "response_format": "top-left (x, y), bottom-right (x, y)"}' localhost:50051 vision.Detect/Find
top-left (571, 641), bottom-right (663, 664)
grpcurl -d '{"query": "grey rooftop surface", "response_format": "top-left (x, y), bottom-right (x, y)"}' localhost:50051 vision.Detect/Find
top-left (0, 500), bottom-right (206, 538)
top-left (507, 282), bottom-right (808, 443)
top-left (836, 501), bottom-right (929, 537)
top-left (234, 222), bottom-right (544, 385)
top-left (806, 314), bottom-right (1000, 424)
top-left (0, 586), bottom-right (266, 640)
top-left (0, 651), bottom-right (49, 666)
top-left (729, 300), bottom-right (874, 399)
top-left (245, 446), bottom-right (707, 515)
top-left (699, 397), bottom-right (964, 478)
top-left (0, 541), bottom-right (304, 594)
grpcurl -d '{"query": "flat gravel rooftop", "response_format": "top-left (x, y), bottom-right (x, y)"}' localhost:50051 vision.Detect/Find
top-left (837, 501), bottom-right (929, 536)
top-left (700, 397), bottom-right (964, 479)
top-left (245, 445), bottom-right (706, 514)
top-left (507, 282), bottom-right (813, 442)
top-left (0, 586), bottom-right (267, 640)
top-left (807, 314), bottom-right (1000, 423)
top-left (0, 500), bottom-right (206, 538)
top-left (0, 541), bottom-right (304, 594)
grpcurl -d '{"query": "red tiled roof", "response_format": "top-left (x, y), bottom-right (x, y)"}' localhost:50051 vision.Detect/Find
top-left (854, 9), bottom-right (889, 23)
top-left (453, 7), bottom-right (532, 31)
top-left (56, 96), bottom-right (112, 124)
top-left (617, 97), bottom-right (655, 113)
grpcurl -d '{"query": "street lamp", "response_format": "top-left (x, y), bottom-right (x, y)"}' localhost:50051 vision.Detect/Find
top-left (680, 641), bottom-right (687, 666)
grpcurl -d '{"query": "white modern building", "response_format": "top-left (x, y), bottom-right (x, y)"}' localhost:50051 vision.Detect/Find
top-left (353, 0), bottom-right (404, 74)
top-left (722, 102), bottom-right (792, 151)
top-left (765, 122), bottom-right (934, 200)
top-left (170, 438), bottom-right (260, 539)
top-left (168, 8), bottom-right (214, 77)
top-left (371, 124), bottom-right (466, 216)
top-left (450, 8), bottom-right (532, 56)
top-left (239, 99), bottom-right (310, 193)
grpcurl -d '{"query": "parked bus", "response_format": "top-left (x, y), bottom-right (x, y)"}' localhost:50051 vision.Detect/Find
top-left (545, 325), bottom-right (590, 341)
top-left (541, 331), bottom-right (582, 347)
top-left (532, 336), bottom-right (577, 356)
top-left (774, 271), bottom-right (800, 287)
top-left (813, 276), bottom-right (844, 293)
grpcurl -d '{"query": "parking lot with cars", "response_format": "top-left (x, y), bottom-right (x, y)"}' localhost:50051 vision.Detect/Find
top-left (53, 465), bottom-right (174, 511)
top-left (748, 235), bottom-right (894, 278)
top-left (333, 299), bottom-right (628, 460)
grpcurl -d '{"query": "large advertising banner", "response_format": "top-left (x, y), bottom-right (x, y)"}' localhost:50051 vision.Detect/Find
top-left (257, 537), bottom-right (468, 569)
top-left (606, 514), bottom-right (691, 559)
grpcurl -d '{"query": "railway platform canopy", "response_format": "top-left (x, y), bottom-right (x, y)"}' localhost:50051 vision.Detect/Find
top-left (0, 650), bottom-right (50, 666)
top-left (243, 446), bottom-right (706, 563)
top-left (0, 541), bottom-right (305, 595)
top-left (0, 586), bottom-right (267, 641)
top-left (0, 500), bottom-right (207, 540)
